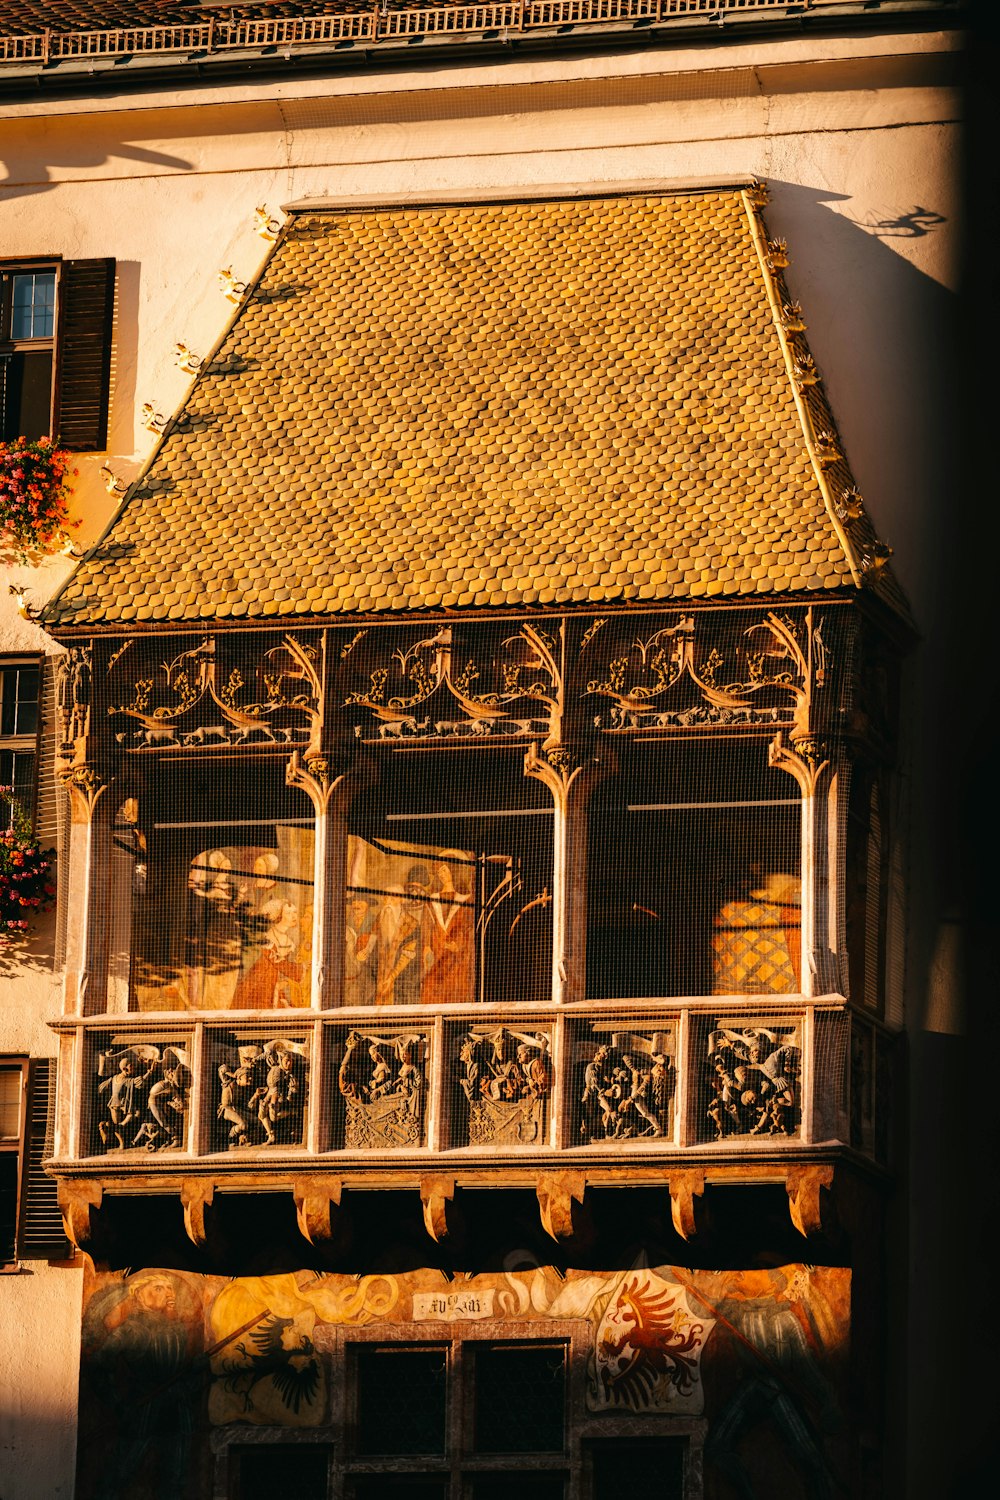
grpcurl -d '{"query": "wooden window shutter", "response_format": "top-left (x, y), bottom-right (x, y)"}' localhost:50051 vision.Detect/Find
top-left (19, 1060), bottom-right (69, 1259)
top-left (53, 258), bottom-right (115, 452)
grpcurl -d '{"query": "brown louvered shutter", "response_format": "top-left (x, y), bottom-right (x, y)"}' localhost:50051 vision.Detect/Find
top-left (53, 258), bottom-right (115, 452)
top-left (19, 1060), bottom-right (70, 1259)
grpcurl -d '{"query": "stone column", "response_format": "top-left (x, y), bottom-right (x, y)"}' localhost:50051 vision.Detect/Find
top-left (285, 751), bottom-right (364, 1010)
top-left (60, 767), bottom-right (113, 1015)
top-left (768, 733), bottom-right (846, 997)
top-left (524, 742), bottom-right (607, 1005)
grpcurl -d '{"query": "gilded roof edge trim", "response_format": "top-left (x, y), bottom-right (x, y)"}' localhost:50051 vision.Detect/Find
top-left (740, 186), bottom-right (864, 590)
top-left (281, 177), bottom-right (761, 214)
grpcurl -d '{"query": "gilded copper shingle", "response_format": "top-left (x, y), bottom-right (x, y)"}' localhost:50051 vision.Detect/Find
top-left (48, 189), bottom-right (904, 628)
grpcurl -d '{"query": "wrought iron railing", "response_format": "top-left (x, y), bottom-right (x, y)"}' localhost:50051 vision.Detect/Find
top-left (0, 2), bottom-right (871, 68)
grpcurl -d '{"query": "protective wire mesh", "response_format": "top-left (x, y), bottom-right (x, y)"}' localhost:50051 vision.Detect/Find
top-left (589, 736), bottom-right (801, 999)
top-left (83, 601), bottom-right (880, 1163)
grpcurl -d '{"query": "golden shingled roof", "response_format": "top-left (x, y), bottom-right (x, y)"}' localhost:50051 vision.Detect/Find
top-left (47, 187), bottom-right (904, 628)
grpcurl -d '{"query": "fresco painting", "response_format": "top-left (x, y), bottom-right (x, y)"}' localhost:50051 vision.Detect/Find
top-left (76, 1261), bottom-right (849, 1499)
top-left (346, 835), bottom-right (476, 1006)
top-left (135, 826), bottom-right (315, 1011)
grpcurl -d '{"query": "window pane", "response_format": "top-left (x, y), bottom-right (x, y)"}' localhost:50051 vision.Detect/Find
top-left (0, 750), bottom-right (34, 820)
top-left (11, 272), bottom-right (56, 339)
top-left (1, 665), bottom-right (39, 737)
top-left (473, 1346), bottom-right (566, 1454)
top-left (0, 1068), bottom-right (22, 1140)
top-left (232, 1444), bottom-right (330, 1500)
top-left (356, 1347), bottom-right (448, 1456)
top-left (591, 1439), bottom-right (685, 1499)
top-left (2, 349), bottom-right (53, 440)
top-left (1, 1154), bottom-right (18, 1264)
top-left (470, 1478), bottom-right (565, 1500)
top-left (129, 822), bottom-right (314, 1010)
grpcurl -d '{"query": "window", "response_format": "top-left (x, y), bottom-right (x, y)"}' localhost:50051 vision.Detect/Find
top-left (0, 258), bottom-right (115, 450)
top-left (1, 1058), bottom-right (68, 1266)
top-left (229, 1444), bottom-right (332, 1500)
top-left (0, 1060), bottom-right (27, 1264)
top-left (345, 1341), bottom-right (569, 1498)
top-left (0, 659), bottom-right (40, 824)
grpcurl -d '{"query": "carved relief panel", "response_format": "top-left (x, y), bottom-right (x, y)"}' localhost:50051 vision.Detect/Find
top-left (703, 1020), bottom-right (802, 1142)
top-left (92, 1040), bottom-right (191, 1155)
top-left (452, 1025), bottom-right (553, 1147)
top-left (335, 1028), bottom-right (429, 1150)
top-left (211, 1035), bottom-right (309, 1150)
top-left (575, 1025), bottom-right (677, 1144)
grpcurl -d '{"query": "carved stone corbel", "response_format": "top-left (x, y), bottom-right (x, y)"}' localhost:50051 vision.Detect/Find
top-left (180, 1179), bottom-right (215, 1248)
top-left (58, 1179), bottom-right (102, 1255)
top-left (785, 1164), bottom-right (835, 1238)
top-left (536, 1170), bottom-right (587, 1242)
top-left (293, 1176), bottom-right (344, 1245)
top-left (668, 1169), bottom-right (705, 1241)
top-left (420, 1175), bottom-right (457, 1244)
top-left (60, 763), bottom-right (109, 825)
top-left (768, 731), bottom-right (832, 799)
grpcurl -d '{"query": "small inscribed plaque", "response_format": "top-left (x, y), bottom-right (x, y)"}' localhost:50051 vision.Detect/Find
top-left (411, 1289), bottom-right (496, 1321)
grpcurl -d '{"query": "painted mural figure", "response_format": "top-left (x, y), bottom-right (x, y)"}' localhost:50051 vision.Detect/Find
top-left (84, 1271), bottom-right (202, 1500)
top-left (344, 896), bottom-right (377, 1004)
top-left (700, 1271), bottom-right (844, 1500)
top-left (231, 899), bottom-right (305, 1008)
top-left (347, 837), bottom-right (475, 1006)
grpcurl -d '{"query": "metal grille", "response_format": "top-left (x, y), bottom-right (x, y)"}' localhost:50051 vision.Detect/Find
top-left (473, 1345), bottom-right (566, 1453)
top-left (355, 1346), bottom-right (449, 1455)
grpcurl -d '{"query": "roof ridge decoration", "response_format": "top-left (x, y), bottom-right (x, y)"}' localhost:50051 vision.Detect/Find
top-left (43, 186), bottom-right (909, 632)
top-left (739, 182), bottom-right (896, 600)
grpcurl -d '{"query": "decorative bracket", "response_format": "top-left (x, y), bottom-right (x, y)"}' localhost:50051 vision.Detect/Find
top-left (420, 1175), bottom-right (457, 1244)
top-left (58, 1179), bottom-right (102, 1256)
top-left (668, 1169), bottom-right (706, 1241)
top-left (293, 1176), bottom-right (344, 1245)
top-left (180, 1179), bottom-right (215, 1249)
top-left (59, 764), bottom-right (109, 824)
top-left (785, 1164), bottom-right (835, 1238)
top-left (536, 1170), bottom-right (587, 1243)
top-left (768, 731), bottom-right (832, 799)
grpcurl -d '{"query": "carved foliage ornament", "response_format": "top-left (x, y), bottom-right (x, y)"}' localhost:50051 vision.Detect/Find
top-left (583, 609), bottom-right (828, 740)
top-left (107, 634), bottom-right (321, 752)
top-left (344, 623), bottom-right (561, 743)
